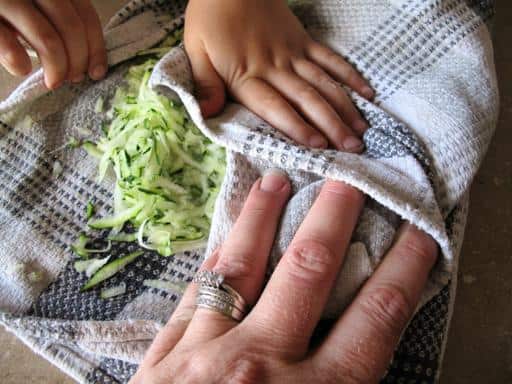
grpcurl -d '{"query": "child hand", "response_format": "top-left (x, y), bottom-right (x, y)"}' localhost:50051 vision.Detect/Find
top-left (185, 0), bottom-right (374, 152)
top-left (0, 0), bottom-right (107, 89)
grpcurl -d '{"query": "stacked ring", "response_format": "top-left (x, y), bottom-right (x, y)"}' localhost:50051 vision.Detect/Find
top-left (194, 270), bottom-right (248, 322)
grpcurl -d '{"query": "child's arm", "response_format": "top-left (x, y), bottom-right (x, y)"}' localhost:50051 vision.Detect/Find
top-left (185, 0), bottom-right (374, 152)
top-left (0, 0), bottom-right (107, 89)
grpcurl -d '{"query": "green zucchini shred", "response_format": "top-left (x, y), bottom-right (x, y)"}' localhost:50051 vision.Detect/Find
top-left (71, 233), bottom-right (91, 258)
top-left (86, 201), bottom-right (95, 219)
top-left (100, 282), bottom-right (126, 299)
top-left (81, 251), bottom-right (143, 291)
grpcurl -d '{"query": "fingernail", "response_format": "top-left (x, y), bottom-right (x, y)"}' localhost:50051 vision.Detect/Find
top-left (343, 136), bottom-right (364, 152)
top-left (71, 73), bottom-right (85, 83)
top-left (309, 135), bottom-right (328, 148)
top-left (260, 168), bottom-right (289, 192)
top-left (362, 86), bottom-right (375, 99)
top-left (90, 64), bottom-right (106, 80)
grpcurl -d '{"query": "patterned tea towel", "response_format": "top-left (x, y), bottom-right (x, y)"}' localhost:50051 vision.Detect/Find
top-left (0, 0), bottom-right (498, 383)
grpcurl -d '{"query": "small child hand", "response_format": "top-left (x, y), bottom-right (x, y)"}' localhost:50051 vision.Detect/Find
top-left (0, 0), bottom-right (107, 89)
top-left (185, 0), bottom-right (374, 152)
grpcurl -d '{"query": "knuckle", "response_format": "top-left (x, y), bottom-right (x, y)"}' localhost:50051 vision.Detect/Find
top-left (215, 251), bottom-right (255, 282)
top-left (298, 85), bottom-right (318, 101)
top-left (234, 60), bottom-right (249, 80)
top-left (272, 55), bottom-right (292, 71)
top-left (37, 32), bottom-right (61, 56)
top-left (326, 117), bottom-right (349, 141)
top-left (178, 351), bottom-right (263, 384)
top-left (181, 352), bottom-right (212, 382)
top-left (343, 66), bottom-right (358, 81)
top-left (245, 190), bottom-right (273, 212)
top-left (323, 180), bottom-right (364, 205)
top-left (260, 91), bottom-right (284, 110)
top-left (285, 239), bottom-right (336, 284)
top-left (324, 48), bottom-right (342, 64)
top-left (227, 354), bottom-right (264, 384)
top-left (316, 71), bottom-right (337, 90)
top-left (359, 284), bottom-right (412, 338)
top-left (327, 349), bottom-right (381, 384)
top-left (399, 230), bottom-right (438, 266)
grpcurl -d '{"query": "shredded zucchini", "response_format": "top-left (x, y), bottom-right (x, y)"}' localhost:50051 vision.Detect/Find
top-left (95, 96), bottom-right (104, 113)
top-left (52, 160), bottom-right (63, 177)
top-left (84, 55), bottom-right (225, 256)
top-left (143, 279), bottom-right (187, 294)
top-left (81, 251), bottom-right (143, 291)
top-left (71, 30), bottom-right (224, 296)
top-left (100, 283), bottom-right (126, 299)
top-left (71, 233), bottom-right (112, 258)
top-left (86, 201), bottom-right (95, 219)
top-left (74, 255), bottom-right (111, 277)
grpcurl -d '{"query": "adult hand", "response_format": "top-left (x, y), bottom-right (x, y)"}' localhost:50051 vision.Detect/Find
top-left (130, 170), bottom-right (438, 383)
top-left (0, 0), bottom-right (107, 89)
top-left (184, 0), bottom-right (374, 152)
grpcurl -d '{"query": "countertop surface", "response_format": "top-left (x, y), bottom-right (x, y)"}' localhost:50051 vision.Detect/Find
top-left (1, 1), bottom-right (510, 383)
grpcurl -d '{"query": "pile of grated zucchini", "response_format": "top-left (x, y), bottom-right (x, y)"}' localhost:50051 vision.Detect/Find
top-left (72, 31), bottom-right (225, 294)
top-left (85, 58), bottom-right (225, 257)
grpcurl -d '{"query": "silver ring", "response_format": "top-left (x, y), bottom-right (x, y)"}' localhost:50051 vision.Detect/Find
top-left (196, 291), bottom-right (246, 321)
top-left (194, 270), bottom-right (248, 322)
top-left (197, 286), bottom-right (246, 313)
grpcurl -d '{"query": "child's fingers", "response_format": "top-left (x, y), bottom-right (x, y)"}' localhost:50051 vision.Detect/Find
top-left (266, 70), bottom-right (364, 152)
top-left (35, 0), bottom-right (88, 83)
top-left (185, 45), bottom-right (226, 118)
top-left (71, 0), bottom-right (107, 81)
top-left (1, 1), bottom-right (67, 89)
top-left (230, 77), bottom-right (328, 149)
top-left (306, 41), bottom-right (374, 100)
top-left (292, 59), bottom-right (369, 135)
top-left (0, 21), bottom-right (32, 76)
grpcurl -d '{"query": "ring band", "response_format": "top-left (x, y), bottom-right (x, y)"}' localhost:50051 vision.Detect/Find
top-left (194, 270), bottom-right (248, 322)
top-left (197, 285), bottom-right (246, 313)
top-left (196, 292), bottom-right (246, 321)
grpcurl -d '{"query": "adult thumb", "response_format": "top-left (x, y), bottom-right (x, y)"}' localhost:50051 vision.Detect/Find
top-left (188, 49), bottom-right (226, 118)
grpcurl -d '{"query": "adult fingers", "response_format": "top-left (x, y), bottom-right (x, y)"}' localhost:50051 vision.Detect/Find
top-left (266, 70), bottom-right (364, 152)
top-left (185, 44), bottom-right (226, 117)
top-left (139, 252), bottom-right (220, 369)
top-left (313, 223), bottom-right (438, 383)
top-left (306, 41), bottom-right (374, 100)
top-left (230, 77), bottom-right (328, 149)
top-left (182, 170), bottom-right (291, 344)
top-left (0, 21), bottom-right (32, 76)
top-left (35, 0), bottom-right (88, 82)
top-left (71, 0), bottom-right (107, 80)
top-left (246, 181), bottom-right (364, 359)
top-left (292, 59), bottom-right (368, 135)
top-left (1, 0), bottom-right (67, 89)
